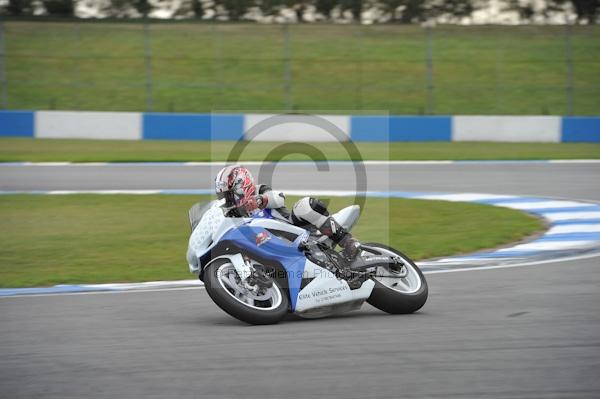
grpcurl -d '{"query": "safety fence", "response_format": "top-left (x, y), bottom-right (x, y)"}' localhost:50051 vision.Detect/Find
top-left (1, 21), bottom-right (599, 116)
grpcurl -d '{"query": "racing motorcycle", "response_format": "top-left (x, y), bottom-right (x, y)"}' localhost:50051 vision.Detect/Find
top-left (186, 200), bottom-right (428, 325)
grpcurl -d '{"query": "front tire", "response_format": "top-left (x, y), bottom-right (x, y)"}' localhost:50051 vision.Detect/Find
top-left (204, 258), bottom-right (289, 325)
top-left (365, 243), bottom-right (428, 314)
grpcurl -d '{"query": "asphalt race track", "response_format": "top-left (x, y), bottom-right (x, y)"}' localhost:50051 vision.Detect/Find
top-left (1, 162), bottom-right (600, 398)
top-left (2, 162), bottom-right (600, 201)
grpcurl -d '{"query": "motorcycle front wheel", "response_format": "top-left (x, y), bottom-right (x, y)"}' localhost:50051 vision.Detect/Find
top-left (204, 258), bottom-right (289, 325)
top-left (365, 243), bottom-right (428, 314)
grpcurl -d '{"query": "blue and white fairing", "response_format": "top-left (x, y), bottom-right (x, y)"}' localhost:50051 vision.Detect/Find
top-left (186, 200), bottom-right (374, 315)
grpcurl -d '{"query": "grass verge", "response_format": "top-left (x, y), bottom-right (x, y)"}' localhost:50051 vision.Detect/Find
top-left (1, 138), bottom-right (599, 162)
top-left (0, 194), bottom-right (543, 288)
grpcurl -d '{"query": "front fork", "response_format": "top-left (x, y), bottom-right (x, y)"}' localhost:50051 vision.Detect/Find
top-left (221, 253), bottom-right (253, 281)
top-left (208, 253), bottom-right (272, 290)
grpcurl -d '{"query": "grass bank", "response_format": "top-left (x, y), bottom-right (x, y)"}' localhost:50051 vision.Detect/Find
top-left (4, 22), bottom-right (599, 115)
top-left (0, 194), bottom-right (543, 288)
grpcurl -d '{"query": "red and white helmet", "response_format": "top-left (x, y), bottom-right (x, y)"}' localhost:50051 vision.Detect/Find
top-left (215, 165), bottom-right (259, 215)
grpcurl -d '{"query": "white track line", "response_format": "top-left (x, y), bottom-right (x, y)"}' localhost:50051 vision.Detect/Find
top-left (3, 251), bottom-right (600, 299)
top-left (544, 211), bottom-right (600, 221)
top-left (414, 193), bottom-right (518, 202)
top-left (547, 224), bottom-right (600, 234)
top-left (0, 286), bottom-right (203, 299)
top-left (424, 251), bottom-right (600, 274)
top-left (2, 159), bottom-right (600, 167)
top-left (497, 201), bottom-right (597, 210)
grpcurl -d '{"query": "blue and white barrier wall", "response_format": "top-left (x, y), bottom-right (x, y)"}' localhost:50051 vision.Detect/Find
top-left (1, 111), bottom-right (599, 142)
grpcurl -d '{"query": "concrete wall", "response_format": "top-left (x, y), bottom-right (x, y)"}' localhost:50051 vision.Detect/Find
top-left (453, 116), bottom-right (561, 142)
top-left (1, 111), bottom-right (599, 142)
top-left (244, 114), bottom-right (350, 142)
top-left (35, 111), bottom-right (142, 140)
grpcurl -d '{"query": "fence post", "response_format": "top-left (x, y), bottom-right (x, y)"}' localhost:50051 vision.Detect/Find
top-left (73, 22), bottom-right (83, 110)
top-left (143, 20), bottom-right (154, 112)
top-left (564, 23), bottom-right (574, 116)
top-left (212, 22), bottom-right (222, 111)
top-left (425, 24), bottom-right (434, 115)
top-left (495, 40), bottom-right (504, 114)
top-left (282, 23), bottom-right (293, 112)
top-left (354, 25), bottom-right (363, 111)
top-left (0, 20), bottom-right (8, 109)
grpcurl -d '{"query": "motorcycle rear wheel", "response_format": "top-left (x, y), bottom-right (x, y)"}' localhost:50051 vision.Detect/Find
top-left (204, 258), bottom-right (289, 325)
top-left (365, 243), bottom-right (428, 314)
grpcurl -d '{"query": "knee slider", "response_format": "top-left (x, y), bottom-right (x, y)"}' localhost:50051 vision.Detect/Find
top-left (291, 197), bottom-right (329, 227)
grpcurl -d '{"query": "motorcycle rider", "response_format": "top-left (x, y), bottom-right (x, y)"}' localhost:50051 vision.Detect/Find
top-left (215, 165), bottom-right (361, 261)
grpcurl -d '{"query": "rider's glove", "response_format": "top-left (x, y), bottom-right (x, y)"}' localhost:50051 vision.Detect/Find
top-left (256, 194), bottom-right (268, 210)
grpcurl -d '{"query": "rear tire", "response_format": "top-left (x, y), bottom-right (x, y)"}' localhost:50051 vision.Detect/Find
top-left (204, 258), bottom-right (289, 325)
top-left (365, 243), bottom-right (428, 314)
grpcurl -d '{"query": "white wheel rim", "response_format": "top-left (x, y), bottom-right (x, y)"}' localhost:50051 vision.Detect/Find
top-left (365, 247), bottom-right (423, 294)
top-left (216, 263), bottom-right (283, 311)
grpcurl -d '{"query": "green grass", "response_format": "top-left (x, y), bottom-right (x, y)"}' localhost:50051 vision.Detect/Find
top-left (4, 22), bottom-right (600, 115)
top-left (1, 138), bottom-right (599, 162)
top-left (0, 194), bottom-right (544, 288)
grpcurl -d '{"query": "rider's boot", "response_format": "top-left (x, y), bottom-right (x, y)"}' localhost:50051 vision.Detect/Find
top-left (318, 217), bottom-right (361, 261)
top-left (339, 235), bottom-right (361, 261)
